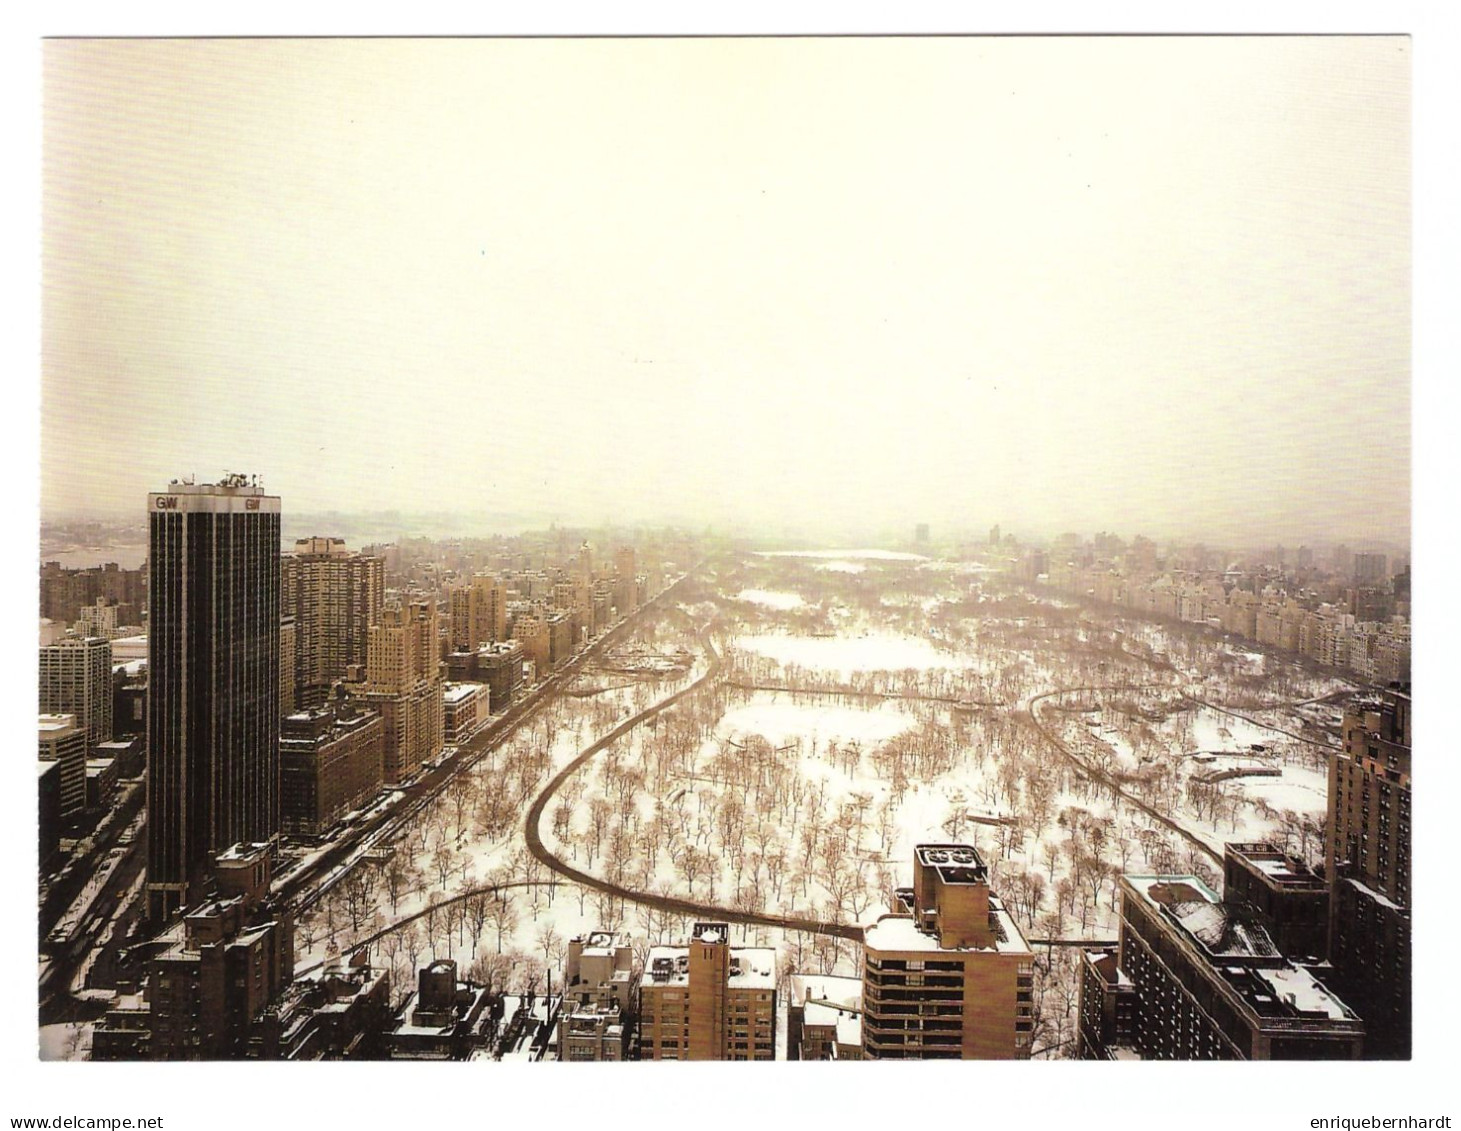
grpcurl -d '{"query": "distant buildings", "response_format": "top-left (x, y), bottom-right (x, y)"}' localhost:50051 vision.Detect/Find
top-left (861, 844), bottom-right (1035, 1059)
top-left (146, 477), bottom-right (282, 921)
top-left (1325, 684), bottom-right (1411, 1058)
top-left (1352, 552), bottom-right (1388, 584)
top-left (1027, 536), bottom-right (1410, 687)
top-left (613, 546), bottom-right (638, 617)
top-left (39, 560), bottom-right (145, 626)
top-left (638, 923), bottom-right (776, 1060)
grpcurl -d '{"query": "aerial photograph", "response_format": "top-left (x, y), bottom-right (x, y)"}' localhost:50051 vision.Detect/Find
top-left (13, 24), bottom-right (1444, 1131)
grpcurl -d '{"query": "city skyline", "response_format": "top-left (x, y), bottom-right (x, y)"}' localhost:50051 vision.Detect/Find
top-left (18, 21), bottom-right (1448, 1130)
top-left (42, 37), bottom-right (1409, 544)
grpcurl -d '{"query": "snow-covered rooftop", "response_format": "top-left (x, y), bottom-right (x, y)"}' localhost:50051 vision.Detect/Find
top-left (1253, 967), bottom-right (1352, 1021)
top-left (863, 906), bottom-right (1032, 955)
top-left (1345, 876), bottom-right (1406, 913)
top-left (38, 714), bottom-right (77, 734)
top-left (803, 999), bottom-right (863, 1048)
top-left (1126, 876), bottom-right (1281, 959)
top-left (639, 944), bottom-right (777, 990)
top-left (788, 973), bottom-right (863, 1012)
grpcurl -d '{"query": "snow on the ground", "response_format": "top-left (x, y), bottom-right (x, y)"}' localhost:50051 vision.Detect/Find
top-left (286, 559), bottom-right (1368, 1056)
top-left (1237, 765), bottom-right (1329, 815)
top-left (1222, 647), bottom-right (1266, 674)
top-left (717, 695), bottom-right (916, 748)
top-left (39, 1022), bottom-right (91, 1061)
top-left (1189, 705), bottom-right (1284, 752)
top-left (734, 631), bottom-right (975, 674)
top-left (735, 588), bottom-right (806, 610)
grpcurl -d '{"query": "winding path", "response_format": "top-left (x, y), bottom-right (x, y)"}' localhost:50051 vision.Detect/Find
top-left (1179, 693), bottom-right (1340, 751)
top-left (1025, 685), bottom-right (1225, 867)
top-left (523, 623), bottom-right (863, 943)
top-left (319, 881), bottom-right (551, 976)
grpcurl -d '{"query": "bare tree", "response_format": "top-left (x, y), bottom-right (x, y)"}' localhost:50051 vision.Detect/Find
top-left (338, 864), bottom-right (380, 937)
top-left (380, 850), bottom-right (413, 916)
top-left (489, 896), bottom-right (519, 954)
top-left (535, 921), bottom-right (564, 973)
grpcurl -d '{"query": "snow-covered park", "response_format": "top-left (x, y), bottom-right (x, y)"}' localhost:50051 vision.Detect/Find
top-left (301, 552), bottom-right (1352, 1057)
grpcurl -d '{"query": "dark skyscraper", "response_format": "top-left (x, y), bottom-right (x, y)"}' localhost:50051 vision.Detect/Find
top-left (146, 475), bottom-right (281, 920)
top-left (1325, 684), bottom-right (1411, 1059)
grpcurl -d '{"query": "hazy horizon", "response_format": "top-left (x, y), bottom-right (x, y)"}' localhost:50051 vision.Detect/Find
top-left (43, 37), bottom-right (1410, 547)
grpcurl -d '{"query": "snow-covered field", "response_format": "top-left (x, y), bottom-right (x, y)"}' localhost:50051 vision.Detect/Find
top-left (717, 696), bottom-right (917, 749)
top-left (735, 589), bottom-right (806, 610)
top-left (734, 631), bottom-right (976, 675)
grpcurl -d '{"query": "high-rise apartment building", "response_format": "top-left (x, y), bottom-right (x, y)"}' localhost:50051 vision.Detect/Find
top-left (95, 844), bottom-right (293, 1060)
top-left (38, 712), bottom-right (88, 819)
top-left (351, 600), bottom-right (443, 783)
top-left (1325, 685), bottom-right (1411, 1058)
top-left (279, 617), bottom-right (297, 716)
top-left (1221, 843), bottom-right (1328, 962)
top-left (638, 923), bottom-right (776, 1060)
top-left (281, 538), bottom-right (384, 710)
top-left (1352, 552), bottom-right (1388, 584)
top-left (448, 574), bottom-right (509, 652)
top-left (472, 573), bottom-right (508, 646)
top-left (558, 931), bottom-right (635, 1062)
top-left (613, 546), bottom-right (637, 616)
top-left (146, 476), bottom-right (281, 921)
top-left (279, 704), bottom-right (385, 836)
top-left (861, 844), bottom-right (1034, 1059)
top-left (1114, 874), bottom-right (1363, 1059)
top-left (39, 634), bottom-right (113, 752)
top-left (510, 614), bottom-right (551, 680)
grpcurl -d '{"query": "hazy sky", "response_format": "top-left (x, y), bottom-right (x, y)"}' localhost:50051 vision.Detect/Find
top-left (42, 36), bottom-right (1410, 544)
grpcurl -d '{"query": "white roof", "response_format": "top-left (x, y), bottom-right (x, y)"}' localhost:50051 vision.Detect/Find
top-left (1254, 967), bottom-right (1352, 1020)
top-left (788, 973), bottom-right (862, 1011)
top-left (864, 903), bottom-right (1032, 956)
top-left (639, 945), bottom-right (777, 990)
